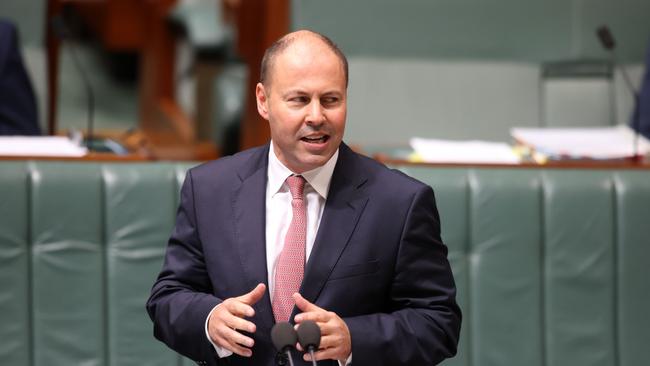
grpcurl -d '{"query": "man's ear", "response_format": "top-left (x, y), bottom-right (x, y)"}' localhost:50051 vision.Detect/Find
top-left (255, 83), bottom-right (269, 120)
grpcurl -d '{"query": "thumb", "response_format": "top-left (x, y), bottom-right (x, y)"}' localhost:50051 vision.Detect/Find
top-left (238, 283), bottom-right (266, 305)
top-left (293, 292), bottom-right (320, 312)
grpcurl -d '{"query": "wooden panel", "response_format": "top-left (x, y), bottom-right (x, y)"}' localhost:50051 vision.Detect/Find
top-left (236, 0), bottom-right (290, 149)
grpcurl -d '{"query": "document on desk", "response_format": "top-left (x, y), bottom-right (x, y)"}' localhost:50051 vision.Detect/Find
top-left (409, 137), bottom-right (520, 164)
top-left (511, 125), bottom-right (650, 159)
top-left (0, 136), bottom-right (88, 157)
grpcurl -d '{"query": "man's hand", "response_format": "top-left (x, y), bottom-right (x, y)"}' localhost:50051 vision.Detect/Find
top-left (207, 283), bottom-right (266, 357)
top-left (293, 293), bottom-right (351, 363)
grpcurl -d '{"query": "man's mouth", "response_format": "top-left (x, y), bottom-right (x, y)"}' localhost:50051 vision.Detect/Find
top-left (301, 135), bottom-right (329, 144)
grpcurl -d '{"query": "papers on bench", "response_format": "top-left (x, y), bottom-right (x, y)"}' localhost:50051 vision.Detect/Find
top-left (0, 136), bottom-right (88, 157)
top-left (511, 125), bottom-right (650, 160)
top-left (409, 138), bottom-right (520, 164)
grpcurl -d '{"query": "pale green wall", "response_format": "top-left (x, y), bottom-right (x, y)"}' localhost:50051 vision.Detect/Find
top-left (292, 0), bottom-right (649, 147)
top-left (0, 0), bottom-right (46, 46)
top-left (292, 0), bottom-right (650, 63)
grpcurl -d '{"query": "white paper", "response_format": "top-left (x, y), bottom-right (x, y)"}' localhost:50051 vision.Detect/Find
top-left (409, 138), bottom-right (520, 164)
top-left (0, 136), bottom-right (88, 157)
top-left (510, 125), bottom-right (650, 159)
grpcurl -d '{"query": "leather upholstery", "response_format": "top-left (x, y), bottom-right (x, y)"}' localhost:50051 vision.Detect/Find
top-left (0, 162), bottom-right (195, 366)
top-left (1, 161), bottom-right (649, 366)
top-left (398, 166), bottom-right (650, 366)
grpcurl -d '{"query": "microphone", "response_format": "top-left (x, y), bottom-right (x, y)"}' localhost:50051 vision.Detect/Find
top-left (596, 26), bottom-right (615, 50)
top-left (596, 25), bottom-right (642, 160)
top-left (271, 322), bottom-right (297, 366)
top-left (297, 320), bottom-right (321, 366)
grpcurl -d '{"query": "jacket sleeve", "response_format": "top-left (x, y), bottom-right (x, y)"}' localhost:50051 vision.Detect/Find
top-left (343, 184), bottom-right (462, 365)
top-left (146, 170), bottom-right (222, 364)
top-left (0, 21), bottom-right (40, 136)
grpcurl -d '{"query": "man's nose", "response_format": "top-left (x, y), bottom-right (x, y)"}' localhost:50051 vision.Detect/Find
top-left (306, 100), bottom-right (325, 125)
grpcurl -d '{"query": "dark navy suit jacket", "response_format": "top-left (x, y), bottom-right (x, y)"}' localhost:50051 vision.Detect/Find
top-left (0, 19), bottom-right (40, 136)
top-left (147, 143), bottom-right (461, 366)
top-left (633, 38), bottom-right (650, 139)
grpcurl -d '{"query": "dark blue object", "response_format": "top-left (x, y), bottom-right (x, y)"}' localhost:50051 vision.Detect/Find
top-left (632, 38), bottom-right (650, 139)
top-left (0, 19), bottom-right (40, 136)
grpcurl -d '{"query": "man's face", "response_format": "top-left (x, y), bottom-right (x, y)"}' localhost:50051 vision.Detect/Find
top-left (256, 37), bottom-right (347, 173)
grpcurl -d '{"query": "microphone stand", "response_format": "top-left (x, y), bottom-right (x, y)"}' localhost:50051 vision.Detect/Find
top-left (306, 345), bottom-right (318, 366)
top-left (282, 350), bottom-right (295, 366)
top-left (51, 12), bottom-right (95, 151)
top-left (610, 50), bottom-right (642, 161)
top-left (597, 25), bottom-right (642, 162)
top-left (67, 39), bottom-right (95, 150)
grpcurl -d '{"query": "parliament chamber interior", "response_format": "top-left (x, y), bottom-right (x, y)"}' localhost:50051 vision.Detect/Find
top-left (1, 0), bottom-right (649, 365)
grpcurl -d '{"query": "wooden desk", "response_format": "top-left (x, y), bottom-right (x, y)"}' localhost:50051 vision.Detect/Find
top-left (373, 153), bottom-right (650, 170)
top-left (0, 144), bottom-right (216, 162)
top-left (0, 129), bottom-right (218, 162)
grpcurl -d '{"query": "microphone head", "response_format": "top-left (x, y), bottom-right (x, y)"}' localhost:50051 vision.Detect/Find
top-left (596, 25), bottom-right (616, 50)
top-left (271, 322), bottom-right (298, 352)
top-left (50, 15), bottom-right (71, 39)
top-left (297, 320), bottom-right (321, 350)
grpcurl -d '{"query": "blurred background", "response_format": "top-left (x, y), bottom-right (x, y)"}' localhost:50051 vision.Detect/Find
top-left (1, 0), bottom-right (649, 158)
top-left (2, 3), bottom-right (650, 366)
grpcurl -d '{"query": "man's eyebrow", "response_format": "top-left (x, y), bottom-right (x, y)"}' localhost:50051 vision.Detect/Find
top-left (280, 89), bottom-right (344, 98)
top-left (282, 89), bottom-right (308, 97)
top-left (321, 90), bottom-right (344, 98)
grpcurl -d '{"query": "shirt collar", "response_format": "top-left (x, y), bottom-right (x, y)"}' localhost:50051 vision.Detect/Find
top-left (267, 142), bottom-right (339, 199)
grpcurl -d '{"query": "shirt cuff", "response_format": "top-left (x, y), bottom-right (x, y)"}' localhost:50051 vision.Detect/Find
top-left (338, 353), bottom-right (352, 366)
top-left (205, 303), bottom-right (233, 358)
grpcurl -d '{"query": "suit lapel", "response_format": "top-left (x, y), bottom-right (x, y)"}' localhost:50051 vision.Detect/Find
top-left (298, 144), bottom-right (369, 306)
top-left (231, 145), bottom-right (275, 329)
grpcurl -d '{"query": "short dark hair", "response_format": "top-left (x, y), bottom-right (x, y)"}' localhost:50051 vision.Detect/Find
top-left (259, 30), bottom-right (349, 88)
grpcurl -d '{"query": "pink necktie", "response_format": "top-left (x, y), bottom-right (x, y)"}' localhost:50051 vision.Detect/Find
top-left (272, 175), bottom-right (307, 322)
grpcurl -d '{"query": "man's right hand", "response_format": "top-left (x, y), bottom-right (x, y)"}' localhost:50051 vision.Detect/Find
top-left (207, 283), bottom-right (266, 357)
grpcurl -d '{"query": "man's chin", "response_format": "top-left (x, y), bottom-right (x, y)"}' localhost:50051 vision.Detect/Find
top-left (292, 153), bottom-right (333, 173)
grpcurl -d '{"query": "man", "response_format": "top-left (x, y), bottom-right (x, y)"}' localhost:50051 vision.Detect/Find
top-left (147, 30), bottom-right (461, 366)
top-left (632, 37), bottom-right (649, 139)
top-left (0, 19), bottom-right (40, 135)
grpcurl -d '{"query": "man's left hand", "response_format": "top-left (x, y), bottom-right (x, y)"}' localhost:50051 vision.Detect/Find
top-left (293, 293), bottom-right (351, 363)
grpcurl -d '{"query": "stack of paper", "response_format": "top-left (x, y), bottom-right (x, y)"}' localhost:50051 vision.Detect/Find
top-left (409, 138), bottom-right (520, 164)
top-left (0, 136), bottom-right (88, 157)
top-left (510, 125), bottom-right (650, 160)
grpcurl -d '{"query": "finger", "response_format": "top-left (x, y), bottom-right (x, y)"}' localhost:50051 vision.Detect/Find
top-left (305, 348), bottom-right (344, 362)
top-left (224, 326), bottom-right (255, 348)
top-left (316, 320), bottom-right (341, 336)
top-left (318, 334), bottom-right (342, 350)
top-left (293, 293), bottom-right (321, 313)
top-left (294, 310), bottom-right (330, 324)
top-left (221, 337), bottom-right (253, 358)
top-left (227, 315), bottom-right (257, 334)
top-left (237, 283), bottom-right (266, 305)
top-left (223, 299), bottom-right (255, 318)
top-left (211, 328), bottom-right (254, 357)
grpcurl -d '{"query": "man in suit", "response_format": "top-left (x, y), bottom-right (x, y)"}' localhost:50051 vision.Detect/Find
top-left (632, 37), bottom-right (650, 139)
top-left (147, 30), bottom-right (461, 366)
top-left (0, 19), bottom-right (40, 135)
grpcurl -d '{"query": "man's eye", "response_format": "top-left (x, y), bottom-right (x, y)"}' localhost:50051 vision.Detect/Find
top-left (289, 96), bottom-right (309, 103)
top-left (322, 97), bottom-right (339, 106)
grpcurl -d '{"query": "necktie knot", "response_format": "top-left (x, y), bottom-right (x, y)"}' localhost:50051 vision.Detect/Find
top-left (286, 175), bottom-right (305, 200)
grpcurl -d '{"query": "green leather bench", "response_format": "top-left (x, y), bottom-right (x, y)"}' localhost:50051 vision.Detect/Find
top-left (0, 161), bottom-right (195, 366)
top-left (396, 165), bottom-right (650, 366)
top-left (1, 161), bottom-right (649, 366)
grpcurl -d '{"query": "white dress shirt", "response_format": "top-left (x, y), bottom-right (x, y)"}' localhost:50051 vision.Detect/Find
top-left (206, 143), bottom-right (346, 363)
top-left (265, 143), bottom-right (337, 300)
